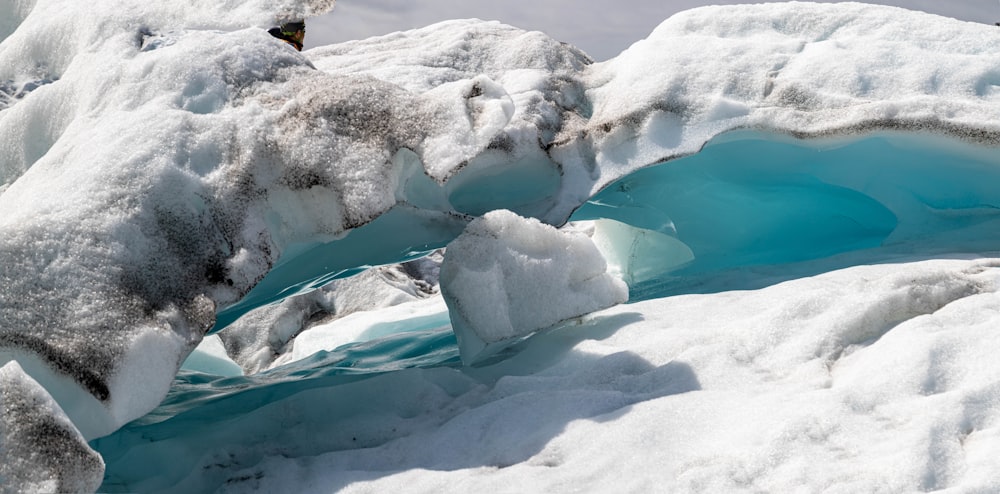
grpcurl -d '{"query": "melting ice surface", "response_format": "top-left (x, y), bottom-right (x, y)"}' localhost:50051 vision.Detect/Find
top-left (3, 0), bottom-right (1000, 492)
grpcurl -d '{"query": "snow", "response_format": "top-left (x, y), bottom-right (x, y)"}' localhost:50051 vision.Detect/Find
top-left (1, 0), bottom-right (1000, 492)
top-left (583, 2), bottom-right (1000, 190)
top-left (305, 0), bottom-right (998, 61)
top-left (441, 210), bottom-right (628, 364)
top-left (0, 361), bottom-right (104, 494)
top-left (100, 256), bottom-right (1000, 493)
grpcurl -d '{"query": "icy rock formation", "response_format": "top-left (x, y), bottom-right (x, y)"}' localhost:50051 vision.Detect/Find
top-left (441, 210), bottom-right (628, 364)
top-left (0, 362), bottom-right (104, 494)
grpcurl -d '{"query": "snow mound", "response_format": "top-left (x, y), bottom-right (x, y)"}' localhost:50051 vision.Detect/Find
top-left (583, 2), bottom-right (1000, 189)
top-left (124, 256), bottom-right (999, 494)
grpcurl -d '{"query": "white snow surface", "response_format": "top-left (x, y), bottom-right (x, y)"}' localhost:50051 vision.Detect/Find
top-left (2, 0), bottom-right (1000, 492)
top-left (306, 0), bottom-right (998, 61)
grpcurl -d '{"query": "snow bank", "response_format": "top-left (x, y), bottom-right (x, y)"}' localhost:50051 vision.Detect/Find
top-left (581, 2), bottom-right (1000, 192)
top-left (441, 210), bottom-right (628, 364)
top-left (0, 0), bottom-right (348, 439)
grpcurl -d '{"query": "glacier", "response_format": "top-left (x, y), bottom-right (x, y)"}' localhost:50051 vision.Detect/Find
top-left (2, 0), bottom-right (1000, 492)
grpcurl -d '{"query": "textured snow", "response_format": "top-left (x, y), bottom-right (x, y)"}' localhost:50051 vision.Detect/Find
top-left (305, 0), bottom-right (999, 61)
top-left (0, 362), bottom-right (104, 494)
top-left (0, 0), bottom-right (600, 442)
top-left (441, 210), bottom-right (628, 364)
top-left (237, 259), bottom-right (1000, 493)
top-left (582, 2), bottom-right (1000, 190)
top-left (2, 0), bottom-right (1000, 492)
top-left (103, 256), bottom-right (1000, 493)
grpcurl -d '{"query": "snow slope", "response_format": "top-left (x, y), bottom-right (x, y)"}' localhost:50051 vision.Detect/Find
top-left (214, 257), bottom-right (1000, 493)
top-left (1, 1), bottom-right (1000, 492)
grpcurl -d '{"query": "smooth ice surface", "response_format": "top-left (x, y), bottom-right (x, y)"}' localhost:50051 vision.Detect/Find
top-left (441, 210), bottom-right (628, 364)
top-left (3, 1), bottom-right (1000, 492)
top-left (288, 297), bottom-right (450, 366)
top-left (179, 335), bottom-right (243, 377)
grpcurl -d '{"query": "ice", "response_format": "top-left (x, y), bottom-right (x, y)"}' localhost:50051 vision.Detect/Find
top-left (574, 130), bottom-right (1000, 289)
top-left (203, 258), bottom-right (1000, 494)
top-left (440, 210), bottom-right (628, 364)
top-left (0, 0), bottom-right (593, 441)
top-left (581, 2), bottom-right (1000, 193)
top-left (214, 252), bottom-right (444, 374)
top-left (0, 361), bottom-right (104, 493)
top-left (584, 218), bottom-right (695, 286)
top-left (1, 0), bottom-right (1000, 492)
top-left (106, 256), bottom-right (1000, 493)
top-left (288, 296), bottom-right (450, 365)
top-left (179, 335), bottom-right (243, 377)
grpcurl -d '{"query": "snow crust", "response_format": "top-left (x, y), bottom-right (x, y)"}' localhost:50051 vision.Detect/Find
top-left (2, 0), bottom-right (1000, 492)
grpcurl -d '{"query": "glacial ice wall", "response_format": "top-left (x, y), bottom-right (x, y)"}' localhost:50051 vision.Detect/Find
top-left (1, 1), bottom-right (1000, 491)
